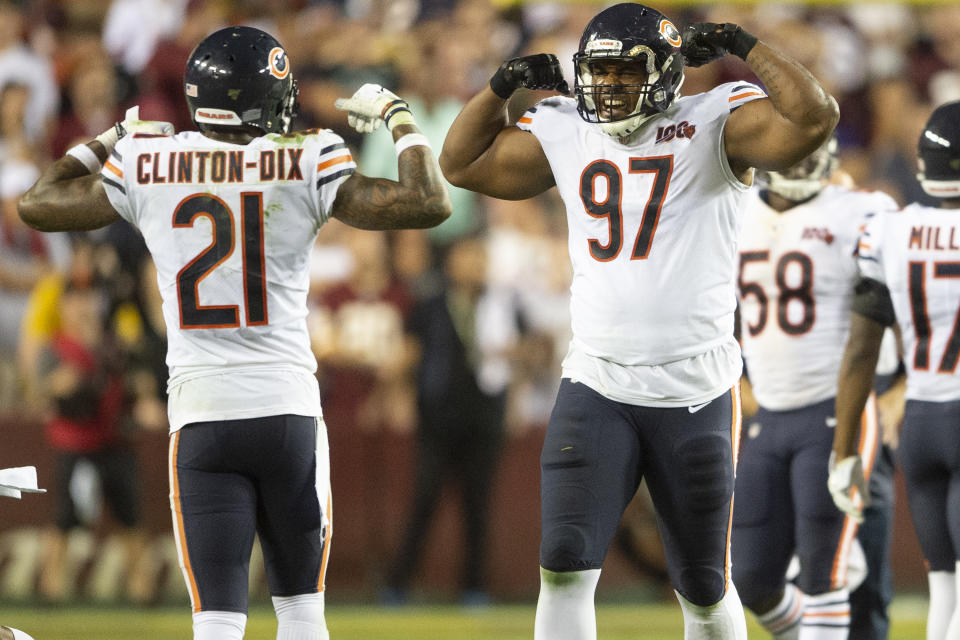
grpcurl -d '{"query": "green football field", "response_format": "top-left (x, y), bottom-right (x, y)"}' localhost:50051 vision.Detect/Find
top-left (0, 598), bottom-right (929, 639)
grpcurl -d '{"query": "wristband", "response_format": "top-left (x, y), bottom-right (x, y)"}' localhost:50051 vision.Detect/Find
top-left (381, 99), bottom-right (415, 132)
top-left (730, 27), bottom-right (758, 60)
top-left (65, 143), bottom-right (102, 173)
top-left (489, 66), bottom-right (514, 100)
top-left (395, 133), bottom-right (430, 156)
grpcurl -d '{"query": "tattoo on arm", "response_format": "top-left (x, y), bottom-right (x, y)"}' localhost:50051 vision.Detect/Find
top-left (333, 146), bottom-right (451, 230)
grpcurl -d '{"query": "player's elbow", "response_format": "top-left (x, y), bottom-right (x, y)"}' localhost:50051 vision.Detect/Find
top-left (438, 150), bottom-right (466, 188)
top-left (17, 188), bottom-right (49, 231)
top-left (422, 192), bottom-right (453, 228)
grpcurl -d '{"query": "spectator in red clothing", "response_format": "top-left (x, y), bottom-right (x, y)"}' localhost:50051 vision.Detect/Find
top-left (36, 276), bottom-right (150, 603)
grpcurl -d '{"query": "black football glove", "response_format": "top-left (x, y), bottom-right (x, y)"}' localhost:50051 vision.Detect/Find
top-left (489, 53), bottom-right (570, 99)
top-left (681, 22), bottom-right (758, 67)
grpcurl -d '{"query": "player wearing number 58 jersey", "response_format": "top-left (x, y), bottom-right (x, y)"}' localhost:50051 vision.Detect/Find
top-left (832, 102), bottom-right (960, 640)
top-left (440, 3), bottom-right (838, 639)
top-left (18, 26), bottom-right (450, 640)
top-left (733, 138), bottom-right (897, 639)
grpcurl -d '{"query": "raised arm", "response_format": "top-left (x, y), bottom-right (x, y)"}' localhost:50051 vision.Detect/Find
top-left (331, 84), bottom-right (451, 230)
top-left (19, 107), bottom-right (173, 232)
top-left (439, 54), bottom-right (566, 200)
top-left (682, 23), bottom-right (840, 176)
top-left (18, 144), bottom-right (118, 232)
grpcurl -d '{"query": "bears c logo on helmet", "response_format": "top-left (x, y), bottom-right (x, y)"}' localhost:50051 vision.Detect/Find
top-left (268, 47), bottom-right (289, 79)
top-left (658, 19), bottom-right (682, 47)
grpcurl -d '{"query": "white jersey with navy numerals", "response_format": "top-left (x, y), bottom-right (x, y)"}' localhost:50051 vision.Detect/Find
top-left (858, 203), bottom-right (960, 402)
top-left (739, 185), bottom-right (899, 410)
top-left (101, 129), bottom-right (356, 429)
top-left (517, 82), bottom-right (766, 406)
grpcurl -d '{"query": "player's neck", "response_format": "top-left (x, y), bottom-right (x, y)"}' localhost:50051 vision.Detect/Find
top-left (199, 127), bottom-right (259, 145)
top-left (938, 198), bottom-right (960, 210)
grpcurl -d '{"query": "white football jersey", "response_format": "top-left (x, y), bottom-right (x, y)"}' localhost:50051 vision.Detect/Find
top-left (738, 185), bottom-right (899, 410)
top-left (517, 82), bottom-right (766, 405)
top-left (858, 203), bottom-right (960, 402)
top-left (101, 129), bottom-right (356, 429)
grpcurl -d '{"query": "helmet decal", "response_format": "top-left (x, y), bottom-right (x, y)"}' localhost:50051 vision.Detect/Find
top-left (659, 19), bottom-right (682, 47)
top-left (268, 47), bottom-right (289, 79)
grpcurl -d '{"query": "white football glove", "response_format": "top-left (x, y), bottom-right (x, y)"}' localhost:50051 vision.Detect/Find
top-left (95, 106), bottom-right (175, 152)
top-left (334, 83), bottom-right (414, 134)
top-left (828, 452), bottom-right (869, 523)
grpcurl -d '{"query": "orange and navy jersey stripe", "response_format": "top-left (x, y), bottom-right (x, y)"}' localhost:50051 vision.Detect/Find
top-left (315, 142), bottom-right (355, 189)
top-left (101, 148), bottom-right (126, 194)
top-left (727, 83), bottom-right (767, 112)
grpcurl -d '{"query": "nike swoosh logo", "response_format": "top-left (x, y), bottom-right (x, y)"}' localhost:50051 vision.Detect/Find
top-left (688, 401), bottom-right (711, 413)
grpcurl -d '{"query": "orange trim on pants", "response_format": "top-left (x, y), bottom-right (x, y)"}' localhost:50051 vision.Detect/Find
top-left (169, 431), bottom-right (202, 612)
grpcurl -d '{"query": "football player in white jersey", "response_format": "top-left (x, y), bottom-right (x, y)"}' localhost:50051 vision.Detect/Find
top-left (18, 26), bottom-right (451, 640)
top-left (440, 3), bottom-right (838, 640)
top-left (831, 100), bottom-right (960, 640)
top-left (734, 137), bottom-right (898, 640)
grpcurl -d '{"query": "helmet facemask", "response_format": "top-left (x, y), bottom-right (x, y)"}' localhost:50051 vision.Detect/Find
top-left (761, 137), bottom-right (839, 202)
top-left (574, 47), bottom-right (683, 139)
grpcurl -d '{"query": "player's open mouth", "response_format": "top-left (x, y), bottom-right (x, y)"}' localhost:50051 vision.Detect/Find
top-left (598, 96), bottom-right (630, 118)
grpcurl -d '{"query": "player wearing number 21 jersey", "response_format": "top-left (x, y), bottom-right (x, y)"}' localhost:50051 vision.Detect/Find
top-left (733, 138), bottom-right (897, 638)
top-left (18, 25), bottom-right (450, 640)
top-left (831, 101), bottom-right (960, 640)
top-left (439, 3), bottom-right (839, 639)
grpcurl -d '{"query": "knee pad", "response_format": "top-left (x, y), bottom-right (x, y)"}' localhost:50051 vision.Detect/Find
top-left (678, 565), bottom-right (727, 607)
top-left (540, 523), bottom-right (591, 572)
top-left (676, 434), bottom-right (734, 513)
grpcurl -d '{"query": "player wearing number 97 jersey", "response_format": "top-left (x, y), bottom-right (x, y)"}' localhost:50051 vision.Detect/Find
top-left (832, 100), bottom-right (960, 640)
top-left (440, 3), bottom-right (839, 639)
top-left (18, 25), bottom-right (450, 640)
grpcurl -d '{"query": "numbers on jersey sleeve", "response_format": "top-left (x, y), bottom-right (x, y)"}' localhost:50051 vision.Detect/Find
top-left (173, 193), bottom-right (268, 329)
top-left (908, 261), bottom-right (960, 372)
top-left (579, 156), bottom-right (672, 262)
top-left (738, 251), bottom-right (815, 337)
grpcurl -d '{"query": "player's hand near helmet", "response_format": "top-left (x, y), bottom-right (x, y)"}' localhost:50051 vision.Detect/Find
top-left (95, 106), bottom-right (175, 153)
top-left (335, 84), bottom-right (414, 134)
top-left (489, 53), bottom-right (570, 100)
top-left (828, 451), bottom-right (869, 523)
top-left (681, 22), bottom-right (758, 67)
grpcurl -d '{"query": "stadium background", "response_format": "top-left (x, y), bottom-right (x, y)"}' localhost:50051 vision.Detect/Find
top-left (0, 0), bottom-right (953, 635)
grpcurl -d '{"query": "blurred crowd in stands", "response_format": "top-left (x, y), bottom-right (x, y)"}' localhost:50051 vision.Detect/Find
top-left (0, 0), bottom-right (957, 603)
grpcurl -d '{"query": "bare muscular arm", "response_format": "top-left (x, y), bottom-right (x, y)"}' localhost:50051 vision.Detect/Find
top-left (725, 41), bottom-right (840, 177)
top-left (833, 312), bottom-right (886, 459)
top-left (439, 87), bottom-right (555, 200)
top-left (18, 142), bottom-right (120, 232)
top-left (332, 123), bottom-right (452, 230)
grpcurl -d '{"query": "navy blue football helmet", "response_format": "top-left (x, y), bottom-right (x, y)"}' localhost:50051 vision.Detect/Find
top-left (918, 101), bottom-right (960, 198)
top-left (573, 3), bottom-right (685, 138)
top-left (185, 26), bottom-right (298, 134)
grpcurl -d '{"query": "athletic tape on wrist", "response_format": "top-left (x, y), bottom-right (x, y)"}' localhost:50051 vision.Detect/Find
top-left (65, 143), bottom-right (102, 174)
top-left (394, 133), bottom-right (430, 156)
top-left (94, 122), bottom-right (124, 153)
top-left (382, 100), bottom-right (415, 132)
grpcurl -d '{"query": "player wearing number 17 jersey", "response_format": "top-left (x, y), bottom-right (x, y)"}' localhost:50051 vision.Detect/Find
top-left (440, 3), bottom-right (838, 639)
top-left (831, 101), bottom-right (960, 640)
top-left (18, 26), bottom-right (450, 640)
top-left (733, 139), bottom-right (897, 640)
